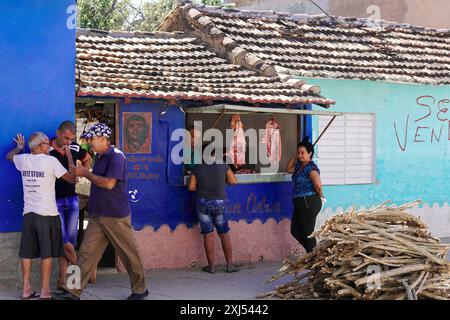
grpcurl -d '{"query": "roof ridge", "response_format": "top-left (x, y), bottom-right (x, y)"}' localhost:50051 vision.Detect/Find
top-left (182, 2), bottom-right (450, 33)
top-left (181, 3), bottom-right (320, 94)
top-left (77, 28), bottom-right (189, 38)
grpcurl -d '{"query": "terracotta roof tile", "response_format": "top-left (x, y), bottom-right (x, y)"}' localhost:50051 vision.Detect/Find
top-left (76, 29), bottom-right (334, 106)
top-left (159, 3), bottom-right (450, 85)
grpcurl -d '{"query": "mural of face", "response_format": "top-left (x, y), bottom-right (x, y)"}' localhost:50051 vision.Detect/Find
top-left (125, 115), bottom-right (149, 153)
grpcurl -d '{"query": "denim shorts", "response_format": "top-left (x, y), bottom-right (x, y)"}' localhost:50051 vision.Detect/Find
top-left (56, 195), bottom-right (80, 246)
top-left (196, 198), bottom-right (230, 234)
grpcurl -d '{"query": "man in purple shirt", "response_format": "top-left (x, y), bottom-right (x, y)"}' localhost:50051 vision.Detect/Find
top-left (55, 123), bottom-right (148, 300)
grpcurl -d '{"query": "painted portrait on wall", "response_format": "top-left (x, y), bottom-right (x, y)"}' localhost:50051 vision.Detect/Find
top-left (122, 112), bottom-right (152, 154)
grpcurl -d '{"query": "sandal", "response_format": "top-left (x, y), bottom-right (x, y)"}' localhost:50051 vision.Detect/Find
top-left (226, 265), bottom-right (240, 273)
top-left (56, 280), bottom-right (65, 292)
top-left (21, 291), bottom-right (40, 300)
top-left (202, 266), bottom-right (215, 274)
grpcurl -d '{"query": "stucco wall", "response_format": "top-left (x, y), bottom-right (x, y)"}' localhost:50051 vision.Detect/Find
top-left (0, 1), bottom-right (76, 233)
top-left (128, 219), bottom-right (301, 270)
top-left (227, 0), bottom-right (450, 29)
top-left (308, 78), bottom-right (450, 237)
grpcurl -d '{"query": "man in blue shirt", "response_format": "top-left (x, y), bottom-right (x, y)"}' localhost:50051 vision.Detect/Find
top-left (55, 123), bottom-right (148, 300)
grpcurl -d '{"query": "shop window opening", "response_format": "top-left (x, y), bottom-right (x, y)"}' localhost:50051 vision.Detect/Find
top-left (185, 104), bottom-right (343, 184)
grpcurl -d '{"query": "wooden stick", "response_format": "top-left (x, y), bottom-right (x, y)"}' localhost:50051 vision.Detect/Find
top-left (357, 222), bottom-right (448, 265)
top-left (355, 264), bottom-right (431, 287)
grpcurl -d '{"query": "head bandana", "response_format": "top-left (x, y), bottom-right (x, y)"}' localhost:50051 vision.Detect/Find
top-left (81, 123), bottom-right (112, 139)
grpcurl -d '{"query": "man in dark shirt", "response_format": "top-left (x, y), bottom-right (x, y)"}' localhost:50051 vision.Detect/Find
top-left (55, 123), bottom-right (148, 300)
top-left (188, 143), bottom-right (239, 274)
top-left (49, 121), bottom-right (92, 290)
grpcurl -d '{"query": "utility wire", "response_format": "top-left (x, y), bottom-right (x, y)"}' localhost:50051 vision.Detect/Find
top-left (308, 0), bottom-right (334, 20)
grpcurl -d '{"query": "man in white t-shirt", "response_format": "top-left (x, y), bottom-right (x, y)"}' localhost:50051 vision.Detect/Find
top-left (6, 132), bottom-right (75, 300)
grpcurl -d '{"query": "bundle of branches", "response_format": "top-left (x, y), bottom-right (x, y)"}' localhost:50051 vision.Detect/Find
top-left (260, 200), bottom-right (450, 300)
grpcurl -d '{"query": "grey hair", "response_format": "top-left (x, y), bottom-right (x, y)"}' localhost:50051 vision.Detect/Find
top-left (28, 132), bottom-right (49, 150)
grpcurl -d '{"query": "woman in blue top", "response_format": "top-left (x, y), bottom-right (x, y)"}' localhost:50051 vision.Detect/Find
top-left (287, 137), bottom-right (325, 253)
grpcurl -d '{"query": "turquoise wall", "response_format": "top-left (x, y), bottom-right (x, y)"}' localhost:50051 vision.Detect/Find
top-left (306, 78), bottom-right (449, 210)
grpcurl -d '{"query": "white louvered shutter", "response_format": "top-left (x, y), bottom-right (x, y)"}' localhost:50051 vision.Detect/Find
top-left (316, 113), bottom-right (375, 185)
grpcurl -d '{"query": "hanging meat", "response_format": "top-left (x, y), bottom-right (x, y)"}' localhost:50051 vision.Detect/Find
top-left (262, 117), bottom-right (282, 164)
top-left (228, 114), bottom-right (246, 168)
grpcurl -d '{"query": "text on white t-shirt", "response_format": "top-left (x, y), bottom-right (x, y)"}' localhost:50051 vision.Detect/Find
top-left (13, 153), bottom-right (67, 216)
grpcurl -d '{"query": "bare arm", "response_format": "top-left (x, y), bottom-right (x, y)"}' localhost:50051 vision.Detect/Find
top-left (60, 171), bottom-right (76, 184)
top-left (6, 146), bottom-right (23, 162)
top-left (75, 165), bottom-right (117, 190)
top-left (310, 170), bottom-right (324, 199)
top-left (86, 171), bottom-right (117, 190)
top-left (286, 158), bottom-right (296, 174)
top-left (81, 152), bottom-right (93, 169)
top-left (64, 145), bottom-right (74, 167)
top-left (6, 134), bottom-right (25, 161)
top-left (226, 169), bottom-right (237, 185)
top-left (188, 174), bottom-right (197, 192)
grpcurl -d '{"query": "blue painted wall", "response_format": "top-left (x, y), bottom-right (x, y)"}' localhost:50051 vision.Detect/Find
top-left (0, 1), bottom-right (76, 232)
top-left (307, 79), bottom-right (449, 210)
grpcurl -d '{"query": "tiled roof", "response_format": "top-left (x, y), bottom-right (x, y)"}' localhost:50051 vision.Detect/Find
top-left (158, 3), bottom-right (450, 85)
top-left (76, 29), bottom-right (334, 106)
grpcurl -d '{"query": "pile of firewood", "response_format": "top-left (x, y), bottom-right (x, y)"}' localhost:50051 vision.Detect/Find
top-left (259, 200), bottom-right (450, 300)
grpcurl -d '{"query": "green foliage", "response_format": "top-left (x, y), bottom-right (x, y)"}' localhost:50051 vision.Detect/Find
top-left (200, 0), bottom-right (222, 5)
top-left (78, 0), bottom-right (224, 32)
top-left (131, 0), bottom-right (178, 32)
top-left (78, 0), bottom-right (132, 30)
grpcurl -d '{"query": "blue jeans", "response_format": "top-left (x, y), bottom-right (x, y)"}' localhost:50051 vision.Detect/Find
top-left (196, 198), bottom-right (230, 234)
top-left (56, 195), bottom-right (79, 246)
